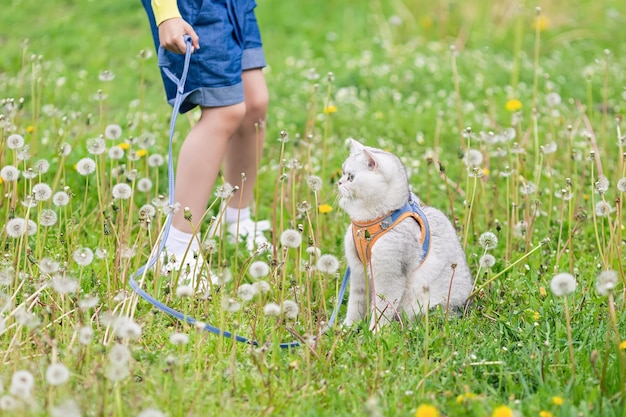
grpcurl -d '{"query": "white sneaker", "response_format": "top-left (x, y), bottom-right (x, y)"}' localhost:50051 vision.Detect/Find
top-left (160, 250), bottom-right (212, 293)
top-left (211, 217), bottom-right (272, 252)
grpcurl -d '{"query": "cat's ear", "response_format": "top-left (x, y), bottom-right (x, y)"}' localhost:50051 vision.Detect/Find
top-left (348, 138), bottom-right (365, 155)
top-left (362, 149), bottom-right (378, 171)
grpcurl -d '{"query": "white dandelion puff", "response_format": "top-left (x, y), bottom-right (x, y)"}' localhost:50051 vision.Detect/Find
top-left (147, 153), bottom-right (165, 167)
top-left (280, 229), bottom-right (302, 248)
top-left (7, 134), bottom-right (24, 149)
top-left (0, 395), bottom-right (18, 410)
top-left (595, 175), bottom-right (609, 194)
top-left (306, 175), bottom-right (323, 192)
top-left (479, 254), bottom-right (496, 268)
top-left (617, 178), bottom-right (626, 193)
top-left (248, 261), bottom-right (270, 278)
top-left (78, 295), bottom-right (100, 310)
top-left (39, 258), bottom-right (60, 274)
top-left (108, 343), bottom-right (132, 364)
top-left (52, 191), bottom-right (71, 207)
top-left (546, 92), bottom-right (562, 107)
top-left (104, 363), bottom-right (129, 382)
top-left (316, 254), bottom-right (340, 274)
top-left (38, 209), bottom-right (58, 227)
top-left (4, 218), bottom-right (26, 238)
top-left (237, 283), bottom-right (257, 301)
top-left (595, 201), bottom-right (614, 217)
top-left (0, 165), bottom-right (20, 182)
top-left (113, 317), bottom-right (142, 340)
top-left (51, 275), bottom-right (79, 294)
top-left (263, 302), bottom-right (281, 317)
top-left (137, 178), bottom-right (152, 192)
top-left (108, 145), bottom-right (125, 160)
top-left (59, 142), bottom-right (72, 156)
top-left (215, 183), bottom-right (235, 198)
top-left (50, 399), bottom-right (81, 417)
top-left (519, 181), bottom-right (537, 195)
top-left (76, 157), bottom-right (96, 175)
top-left (550, 273), bottom-right (576, 296)
top-left (138, 408), bottom-right (167, 417)
top-left (78, 326), bottom-right (94, 345)
top-left (10, 370), bottom-right (34, 395)
top-left (33, 159), bottom-right (50, 174)
top-left (87, 137), bottom-right (106, 155)
top-left (175, 285), bottom-right (193, 298)
top-left (104, 124), bottom-right (122, 140)
top-left (282, 300), bottom-right (299, 319)
top-left (45, 362), bottom-right (70, 386)
top-left (112, 183), bottom-right (132, 200)
top-left (542, 142), bottom-right (558, 154)
top-left (221, 297), bottom-right (241, 313)
top-left (170, 332), bottom-right (190, 346)
top-left (463, 149), bottom-right (483, 167)
top-left (596, 270), bottom-right (619, 296)
top-left (478, 232), bottom-right (498, 250)
top-left (253, 280), bottom-right (271, 294)
top-left (73, 247), bottom-right (94, 266)
top-left (32, 182), bottom-right (53, 201)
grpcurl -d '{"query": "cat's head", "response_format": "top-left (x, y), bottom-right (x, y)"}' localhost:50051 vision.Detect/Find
top-left (338, 139), bottom-right (411, 221)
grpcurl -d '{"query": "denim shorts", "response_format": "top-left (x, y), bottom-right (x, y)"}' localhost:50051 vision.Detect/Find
top-left (142, 0), bottom-right (266, 113)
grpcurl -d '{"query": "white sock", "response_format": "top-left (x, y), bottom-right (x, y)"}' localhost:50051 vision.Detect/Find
top-left (165, 226), bottom-right (199, 254)
top-left (225, 206), bottom-right (250, 224)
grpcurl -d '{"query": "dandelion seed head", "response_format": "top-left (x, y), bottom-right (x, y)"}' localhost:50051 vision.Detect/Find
top-left (478, 231), bottom-right (498, 250)
top-left (263, 302), bottom-right (281, 317)
top-left (282, 300), bottom-right (299, 319)
top-left (306, 175), bottom-right (323, 192)
top-left (550, 272), bottom-right (576, 296)
top-left (138, 408), bottom-right (167, 417)
top-left (147, 153), bottom-right (164, 167)
top-left (215, 183), bottom-right (235, 198)
top-left (78, 295), bottom-right (100, 310)
top-left (138, 204), bottom-right (156, 219)
top-left (519, 181), bottom-right (537, 195)
top-left (45, 363), bottom-right (70, 386)
top-left (78, 326), bottom-right (94, 345)
top-left (5, 218), bottom-right (26, 238)
top-left (546, 92), bottom-right (562, 107)
top-left (316, 254), bottom-right (340, 274)
top-left (596, 270), bottom-right (618, 295)
top-left (108, 145), bottom-right (125, 160)
top-left (463, 149), bottom-right (483, 167)
top-left (170, 332), bottom-right (190, 346)
top-left (59, 142), bottom-right (72, 156)
top-left (7, 134), bottom-right (24, 149)
top-left (10, 370), bottom-right (34, 393)
top-left (595, 175), bottom-right (609, 194)
top-left (76, 157), bottom-right (96, 175)
top-left (104, 363), bottom-right (129, 382)
top-left (542, 142), bottom-right (557, 154)
top-left (113, 317), bottom-right (142, 340)
top-left (87, 137), bottom-right (106, 155)
top-left (479, 254), bottom-right (496, 268)
top-left (112, 183), bottom-right (132, 200)
top-left (237, 283), bottom-right (257, 301)
top-left (39, 258), bottom-right (60, 274)
top-left (50, 399), bottom-right (81, 417)
top-left (249, 260), bottom-right (270, 278)
top-left (280, 229), bottom-right (302, 248)
top-left (52, 191), bottom-right (70, 207)
top-left (0, 165), bottom-right (20, 182)
top-left (175, 285), bottom-right (193, 298)
top-left (595, 201), bottom-right (614, 217)
top-left (33, 159), bottom-right (50, 174)
top-left (137, 177), bottom-right (152, 192)
top-left (32, 182), bottom-right (52, 201)
top-left (221, 297), bottom-right (241, 313)
top-left (253, 280), bottom-right (271, 293)
top-left (73, 247), bottom-right (94, 266)
top-left (38, 208), bottom-right (58, 226)
top-left (104, 124), bottom-right (122, 140)
top-left (0, 268), bottom-right (14, 287)
top-left (108, 343), bottom-right (132, 364)
top-left (51, 275), bottom-right (79, 294)
top-left (98, 70), bottom-right (115, 81)
top-left (617, 178), bottom-right (626, 192)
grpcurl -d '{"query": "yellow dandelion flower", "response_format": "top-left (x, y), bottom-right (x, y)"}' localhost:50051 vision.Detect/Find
top-left (26, 125), bottom-right (36, 133)
top-left (318, 204), bottom-right (333, 214)
top-left (415, 404), bottom-right (439, 417)
top-left (0, 177), bottom-right (3, 185)
top-left (532, 311), bottom-right (540, 321)
top-left (136, 149), bottom-right (147, 157)
top-left (323, 104), bottom-right (337, 114)
top-left (539, 411), bottom-right (553, 417)
top-left (118, 142), bottom-right (131, 150)
top-left (551, 396), bottom-right (563, 406)
top-left (532, 16), bottom-right (549, 32)
top-left (419, 16), bottom-right (433, 30)
top-left (482, 168), bottom-right (490, 177)
top-left (505, 99), bottom-right (522, 112)
top-left (456, 392), bottom-right (477, 403)
top-left (619, 340), bottom-right (626, 350)
top-left (539, 286), bottom-right (547, 297)
top-left (583, 194), bottom-right (589, 201)
top-left (492, 405), bottom-right (514, 417)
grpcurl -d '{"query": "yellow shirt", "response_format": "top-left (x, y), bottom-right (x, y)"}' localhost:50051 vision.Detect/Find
top-left (152, 0), bottom-right (181, 25)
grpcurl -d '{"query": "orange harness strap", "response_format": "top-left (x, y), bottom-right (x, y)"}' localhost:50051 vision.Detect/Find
top-left (351, 210), bottom-right (429, 265)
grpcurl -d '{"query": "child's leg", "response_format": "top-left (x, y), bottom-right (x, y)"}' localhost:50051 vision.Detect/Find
top-left (224, 68), bottom-right (268, 210)
top-left (172, 102), bottom-right (246, 236)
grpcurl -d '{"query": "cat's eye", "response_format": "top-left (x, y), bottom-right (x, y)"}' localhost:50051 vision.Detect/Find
top-left (347, 173), bottom-right (354, 182)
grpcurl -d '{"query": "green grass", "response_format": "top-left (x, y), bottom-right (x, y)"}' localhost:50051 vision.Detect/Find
top-left (1, 0), bottom-right (626, 416)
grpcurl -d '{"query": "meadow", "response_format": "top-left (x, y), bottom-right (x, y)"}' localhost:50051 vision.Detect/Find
top-left (1, 0), bottom-right (626, 415)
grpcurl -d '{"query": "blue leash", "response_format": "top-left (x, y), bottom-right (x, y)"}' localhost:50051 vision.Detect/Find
top-left (128, 36), bottom-right (349, 348)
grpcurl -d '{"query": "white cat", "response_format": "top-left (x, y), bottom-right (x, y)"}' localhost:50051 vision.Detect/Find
top-left (338, 139), bottom-right (473, 331)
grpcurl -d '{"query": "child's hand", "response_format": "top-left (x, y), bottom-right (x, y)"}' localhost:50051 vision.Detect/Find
top-left (158, 17), bottom-right (200, 54)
